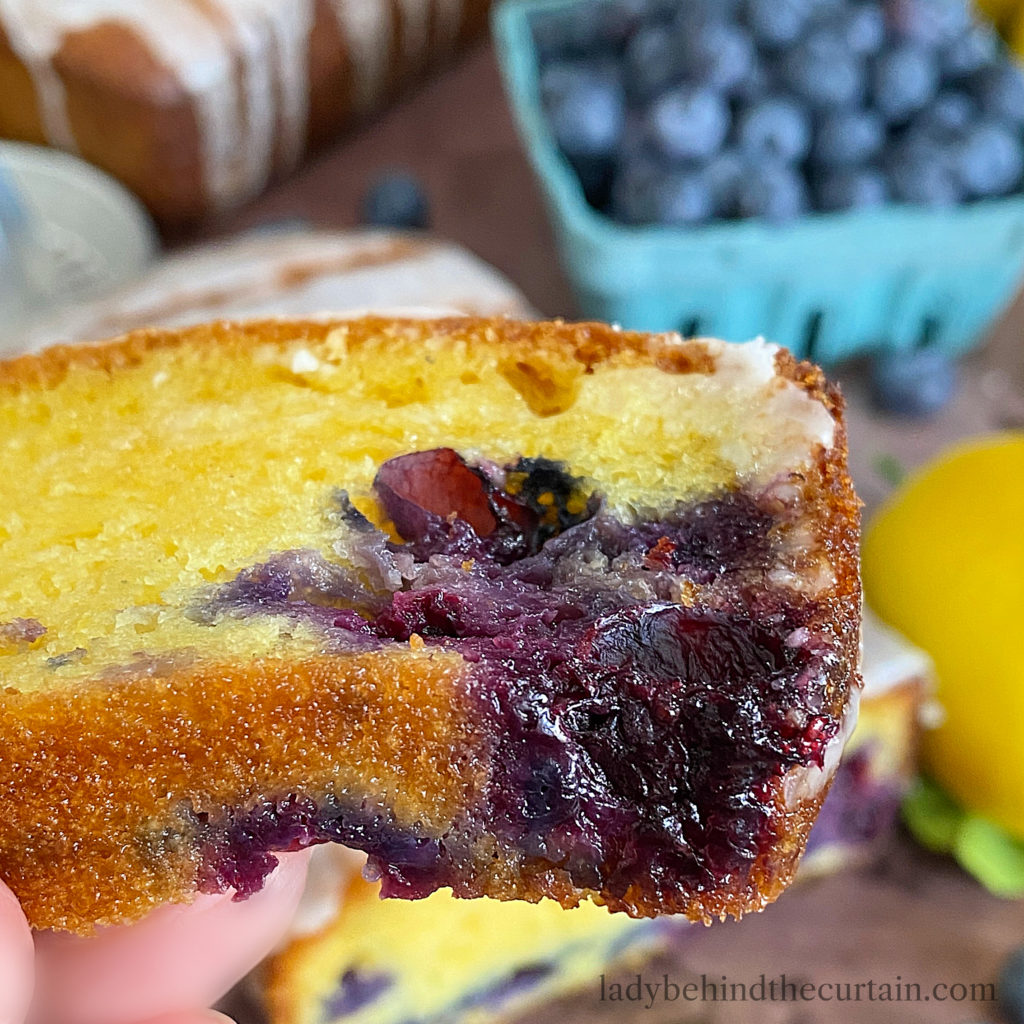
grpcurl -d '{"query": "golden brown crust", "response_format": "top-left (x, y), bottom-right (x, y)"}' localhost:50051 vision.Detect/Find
top-left (0, 316), bottom-right (861, 934)
top-left (1, 648), bottom-right (479, 932)
top-left (0, 315), bottom-right (719, 394)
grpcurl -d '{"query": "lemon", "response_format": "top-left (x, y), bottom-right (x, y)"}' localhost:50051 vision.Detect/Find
top-left (976, 0), bottom-right (1019, 28)
top-left (862, 434), bottom-right (1024, 842)
top-left (1012, 10), bottom-right (1024, 55)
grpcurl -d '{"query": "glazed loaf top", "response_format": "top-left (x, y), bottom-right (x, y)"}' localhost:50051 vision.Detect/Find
top-left (0, 0), bottom-right (480, 221)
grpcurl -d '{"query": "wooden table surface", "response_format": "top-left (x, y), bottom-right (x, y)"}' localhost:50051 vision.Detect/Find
top-left (202, 41), bottom-right (1024, 1024)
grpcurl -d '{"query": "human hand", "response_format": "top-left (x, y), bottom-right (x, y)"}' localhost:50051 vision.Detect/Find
top-left (0, 851), bottom-right (311, 1024)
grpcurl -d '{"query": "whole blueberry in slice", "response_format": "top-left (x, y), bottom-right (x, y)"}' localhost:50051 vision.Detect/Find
top-left (361, 172), bottom-right (429, 229)
top-left (974, 62), bottom-right (1024, 126)
top-left (737, 163), bottom-right (809, 223)
top-left (1001, 946), bottom-right (1024, 1024)
top-left (541, 61), bottom-right (626, 160)
top-left (737, 96), bottom-right (812, 163)
top-left (744, 0), bottom-right (813, 48)
top-left (870, 349), bottom-right (959, 417)
top-left (783, 30), bottom-right (866, 109)
top-left (646, 84), bottom-right (731, 161)
top-left (624, 25), bottom-right (683, 102)
top-left (958, 122), bottom-right (1024, 198)
top-left (873, 44), bottom-right (940, 123)
top-left (837, 4), bottom-right (886, 56)
top-left (887, 138), bottom-right (961, 206)
top-left (812, 108), bottom-right (886, 166)
top-left (815, 167), bottom-right (889, 211)
top-left (677, 21), bottom-right (757, 93)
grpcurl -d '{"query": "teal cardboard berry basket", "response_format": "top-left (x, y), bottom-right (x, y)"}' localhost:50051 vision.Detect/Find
top-left (493, 0), bottom-right (1024, 363)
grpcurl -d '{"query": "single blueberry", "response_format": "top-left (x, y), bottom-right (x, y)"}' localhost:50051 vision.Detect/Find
top-left (652, 169), bottom-right (716, 226)
top-left (646, 84), bottom-right (731, 161)
top-left (361, 172), bottom-right (429, 229)
top-left (541, 61), bottom-right (626, 159)
top-left (914, 89), bottom-right (978, 137)
top-left (958, 122), bottom-right (1024, 197)
top-left (873, 44), bottom-right (940, 123)
top-left (973, 62), bottom-right (1024, 126)
top-left (624, 25), bottom-right (683, 102)
top-left (737, 162), bottom-right (809, 223)
top-left (869, 349), bottom-right (959, 417)
top-left (704, 148), bottom-right (746, 217)
top-left (812, 108), bottom-right (886, 166)
top-left (941, 22), bottom-right (1000, 79)
top-left (886, 138), bottom-right (961, 205)
top-left (815, 166), bottom-right (889, 211)
top-left (887, 0), bottom-right (972, 47)
top-left (1000, 946), bottom-right (1024, 1024)
top-left (837, 4), bottom-right (886, 56)
top-left (677, 20), bottom-right (757, 93)
top-left (737, 96), bottom-right (812, 163)
top-left (744, 0), bottom-right (813, 48)
top-left (783, 30), bottom-right (866, 109)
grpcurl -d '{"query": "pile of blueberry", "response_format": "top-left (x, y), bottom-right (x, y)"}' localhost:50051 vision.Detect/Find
top-left (534, 0), bottom-right (1024, 225)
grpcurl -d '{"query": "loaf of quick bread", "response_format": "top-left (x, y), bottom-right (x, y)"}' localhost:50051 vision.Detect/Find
top-left (0, 2), bottom-right (490, 226)
top-left (0, 316), bottom-right (861, 934)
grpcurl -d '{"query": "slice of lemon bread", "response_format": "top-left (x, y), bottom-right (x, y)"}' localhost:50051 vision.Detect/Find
top-left (261, 857), bottom-right (677, 1024)
top-left (0, 316), bottom-right (860, 934)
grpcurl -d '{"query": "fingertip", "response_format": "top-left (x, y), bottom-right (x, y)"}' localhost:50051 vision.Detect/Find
top-left (0, 879), bottom-right (34, 1024)
top-left (141, 1012), bottom-right (235, 1024)
top-left (33, 850), bottom-right (312, 1024)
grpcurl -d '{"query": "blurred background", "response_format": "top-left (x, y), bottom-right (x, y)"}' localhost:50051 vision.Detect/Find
top-left (2, 0), bottom-right (1024, 1022)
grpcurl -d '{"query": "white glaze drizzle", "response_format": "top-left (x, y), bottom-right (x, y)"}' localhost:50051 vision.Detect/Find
top-left (0, 0), bottom-right (317, 211)
top-left (395, 0), bottom-right (431, 68)
top-left (327, 0), bottom-right (393, 113)
top-left (193, 0), bottom-right (309, 199)
top-left (246, 0), bottom-right (315, 172)
top-left (192, 1), bottom-right (276, 202)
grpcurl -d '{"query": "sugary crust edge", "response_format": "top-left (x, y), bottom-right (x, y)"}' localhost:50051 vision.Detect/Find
top-left (0, 317), bottom-right (861, 933)
top-left (0, 316), bottom-right (721, 392)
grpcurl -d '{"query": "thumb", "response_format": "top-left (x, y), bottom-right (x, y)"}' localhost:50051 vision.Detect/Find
top-left (0, 879), bottom-right (34, 1024)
